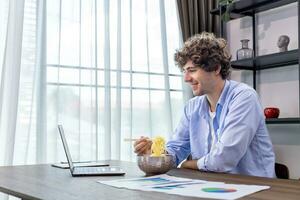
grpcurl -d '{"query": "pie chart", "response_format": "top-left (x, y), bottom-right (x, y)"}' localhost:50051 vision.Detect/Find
top-left (202, 187), bottom-right (237, 193)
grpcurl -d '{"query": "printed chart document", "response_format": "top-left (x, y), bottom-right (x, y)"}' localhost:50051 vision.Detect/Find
top-left (98, 174), bottom-right (270, 200)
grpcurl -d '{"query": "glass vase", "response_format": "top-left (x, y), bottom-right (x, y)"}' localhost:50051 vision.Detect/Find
top-left (236, 39), bottom-right (253, 60)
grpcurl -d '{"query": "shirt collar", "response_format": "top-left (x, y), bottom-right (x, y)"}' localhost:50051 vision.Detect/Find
top-left (199, 80), bottom-right (230, 120)
top-left (199, 96), bottom-right (210, 120)
top-left (216, 79), bottom-right (230, 107)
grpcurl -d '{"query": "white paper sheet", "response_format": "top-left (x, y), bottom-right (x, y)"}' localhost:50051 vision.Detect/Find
top-left (98, 174), bottom-right (209, 190)
top-left (98, 174), bottom-right (270, 200)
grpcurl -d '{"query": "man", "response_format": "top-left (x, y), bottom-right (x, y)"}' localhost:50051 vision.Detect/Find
top-left (134, 32), bottom-right (275, 178)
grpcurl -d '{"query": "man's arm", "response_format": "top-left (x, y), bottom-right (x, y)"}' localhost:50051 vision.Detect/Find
top-left (166, 105), bottom-right (191, 166)
top-left (196, 89), bottom-right (263, 172)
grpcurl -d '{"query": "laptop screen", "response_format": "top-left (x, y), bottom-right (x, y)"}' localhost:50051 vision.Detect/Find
top-left (58, 125), bottom-right (74, 171)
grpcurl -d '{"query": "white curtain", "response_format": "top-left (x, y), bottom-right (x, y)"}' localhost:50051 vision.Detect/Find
top-left (0, 0), bottom-right (47, 167)
top-left (0, 0), bottom-right (189, 170)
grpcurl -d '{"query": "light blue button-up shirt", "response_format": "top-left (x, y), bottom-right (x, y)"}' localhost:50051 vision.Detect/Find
top-left (166, 80), bottom-right (275, 178)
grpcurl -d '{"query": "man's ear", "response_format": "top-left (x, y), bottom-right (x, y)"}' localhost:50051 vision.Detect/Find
top-left (215, 64), bottom-right (221, 75)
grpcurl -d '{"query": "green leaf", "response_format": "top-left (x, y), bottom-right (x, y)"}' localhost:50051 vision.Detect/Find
top-left (221, 12), bottom-right (230, 22)
top-left (219, 0), bottom-right (235, 22)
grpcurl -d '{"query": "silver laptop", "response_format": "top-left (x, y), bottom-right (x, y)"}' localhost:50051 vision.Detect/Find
top-left (58, 125), bottom-right (125, 176)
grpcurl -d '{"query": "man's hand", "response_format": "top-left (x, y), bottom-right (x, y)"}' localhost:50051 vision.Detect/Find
top-left (180, 160), bottom-right (198, 170)
top-left (134, 136), bottom-right (152, 155)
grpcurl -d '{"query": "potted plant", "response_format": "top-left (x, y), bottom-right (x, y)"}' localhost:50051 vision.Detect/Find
top-left (219, 0), bottom-right (235, 22)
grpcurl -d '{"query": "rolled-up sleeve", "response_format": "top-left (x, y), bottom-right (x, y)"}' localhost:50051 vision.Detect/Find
top-left (166, 106), bottom-right (191, 166)
top-left (197, 90), bottom-right (262, 172)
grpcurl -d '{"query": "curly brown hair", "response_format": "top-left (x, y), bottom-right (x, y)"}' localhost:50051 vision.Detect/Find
top-left (174, 32), bottom-right (232, 79)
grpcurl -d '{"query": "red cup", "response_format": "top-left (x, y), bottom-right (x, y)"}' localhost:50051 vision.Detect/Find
top-left (264, 107), bottom-right (280, 118)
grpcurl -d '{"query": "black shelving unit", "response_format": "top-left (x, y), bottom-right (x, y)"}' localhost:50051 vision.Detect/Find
top-left (210, 0), bottom-right (300, 125)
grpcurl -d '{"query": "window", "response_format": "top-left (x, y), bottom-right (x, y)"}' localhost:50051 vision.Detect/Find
top-left (46, 0), bottom-right (184, 161)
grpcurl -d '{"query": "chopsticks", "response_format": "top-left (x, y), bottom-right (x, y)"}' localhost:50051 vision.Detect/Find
top-left (123, 138), bottom-right (138, 142)
top-left (123, 138), bottom-right (152, 142)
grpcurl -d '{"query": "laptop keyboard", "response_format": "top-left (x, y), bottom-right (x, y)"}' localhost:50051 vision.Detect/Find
top-left (73, 166), bottom-right (120, 174)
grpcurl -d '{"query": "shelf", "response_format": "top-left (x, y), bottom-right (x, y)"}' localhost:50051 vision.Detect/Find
top-left (210, 0), bottom-right (297, 18)
top-left (231, 49), bottom-right (299, 70)
top-left (266, 118), bottom-right (300, 124)
top-left (231, 58), bottom-right (254, 70)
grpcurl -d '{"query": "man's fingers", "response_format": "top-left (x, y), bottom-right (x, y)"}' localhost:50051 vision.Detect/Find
top-left (138, 141), bottom-right (152, 154)
top-left (134, 140), bottom-right (152, 154)
top-left (134, 141), bottom-right (149, 152)
top-left (134, 137), bottom-right (149, 147)
top-left (133, 136), bottom-right (153, 155)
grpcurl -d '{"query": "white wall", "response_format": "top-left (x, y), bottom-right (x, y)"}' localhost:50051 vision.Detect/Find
top-left (226, 2), bottom-right (300, 179)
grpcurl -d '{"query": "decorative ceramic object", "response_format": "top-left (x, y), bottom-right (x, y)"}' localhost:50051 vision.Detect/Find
top-left (277, 35), bottom-right (290, 52)
top-left (236, 39), bottom-right (253, 60)
top-left (264, 107), bottom-right (280, 118)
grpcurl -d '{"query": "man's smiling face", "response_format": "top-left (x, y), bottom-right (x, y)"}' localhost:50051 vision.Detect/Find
top-left (182, 60), bottom-right (216, 96)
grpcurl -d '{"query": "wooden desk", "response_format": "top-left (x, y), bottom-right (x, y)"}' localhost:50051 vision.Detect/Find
top-left (0, 160), bottom-right (299, 200)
